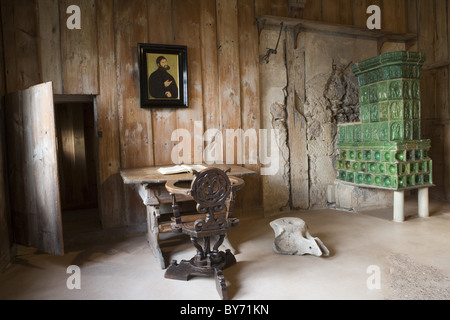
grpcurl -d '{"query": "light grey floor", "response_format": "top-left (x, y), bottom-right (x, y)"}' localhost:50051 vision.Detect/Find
top-left (1, 197), bottom-right (450, 300)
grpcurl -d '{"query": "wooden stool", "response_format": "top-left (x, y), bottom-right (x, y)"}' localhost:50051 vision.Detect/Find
top-left (164, 167), bottom-right (244, 300)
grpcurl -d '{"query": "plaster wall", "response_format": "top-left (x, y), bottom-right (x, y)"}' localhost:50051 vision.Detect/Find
top-left (259, 27), bottom-right (395, 215)
top-left (259, 30), bottom-right (291, 214)
top-left (303, 32), bottom-right (378, 209)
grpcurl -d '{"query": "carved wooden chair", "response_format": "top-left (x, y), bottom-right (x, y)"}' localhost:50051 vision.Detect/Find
top-left (164, 167), bottom-right (244, 300)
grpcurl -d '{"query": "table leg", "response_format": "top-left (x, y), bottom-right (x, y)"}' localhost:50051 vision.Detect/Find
top-left (146, 205), bottom-right (166, 269)
top-left (418, 187), bottom-right (429, 218)
top-left (393, 190), bottom-right (405, 222)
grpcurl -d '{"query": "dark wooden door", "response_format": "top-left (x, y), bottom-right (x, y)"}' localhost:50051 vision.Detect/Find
top-left (5, 82), bottom-right (64, 255)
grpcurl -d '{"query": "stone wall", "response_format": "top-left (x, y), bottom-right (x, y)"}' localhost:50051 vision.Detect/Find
top-left (259, 26), bottom-right (393, 215)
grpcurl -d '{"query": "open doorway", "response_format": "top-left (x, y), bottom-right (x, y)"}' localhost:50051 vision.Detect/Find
top-left (54, 97), bottom-right (101, 240)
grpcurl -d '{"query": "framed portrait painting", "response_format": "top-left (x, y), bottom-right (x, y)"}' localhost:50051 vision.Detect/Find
top-left (138, 43), bottom-right (188, 108)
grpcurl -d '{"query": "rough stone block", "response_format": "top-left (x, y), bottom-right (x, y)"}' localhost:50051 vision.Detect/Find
top-left (333, 181), bottom-right (394, 211)
top-left (270, 217), bottom-right (329, 257)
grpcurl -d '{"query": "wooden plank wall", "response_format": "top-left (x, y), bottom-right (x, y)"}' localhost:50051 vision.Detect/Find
top-left (95, 0), bottom-right (124, 228)
top-left (0, 0), bottom-right (448, 233)
top-left (55, 102), bottom-right (98, 210)
top-left (0, 3), bottom-right (10, 271)
top-left (410, 0), bottom-right (450, 201)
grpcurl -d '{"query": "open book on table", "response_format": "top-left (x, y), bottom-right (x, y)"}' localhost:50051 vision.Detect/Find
top-left (157, 164), bottom-right (207, 175)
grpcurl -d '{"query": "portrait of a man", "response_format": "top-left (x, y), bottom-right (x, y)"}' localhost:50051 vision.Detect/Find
top-left (147, 54), bottom-right (179, 99)
top-left (139, 43), bottom-right (188, 108)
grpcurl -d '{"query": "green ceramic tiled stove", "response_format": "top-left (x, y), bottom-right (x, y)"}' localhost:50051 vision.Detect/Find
top-left (336, 51), bottom-right (433, 191)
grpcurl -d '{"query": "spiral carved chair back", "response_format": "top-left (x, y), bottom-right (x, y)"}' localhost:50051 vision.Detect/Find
top-left (191, 167), bottom-right (232, 234)
top-left (170, 167), bottom-right (240, 236)
top-left (164, 167), bottom-right (244, 300)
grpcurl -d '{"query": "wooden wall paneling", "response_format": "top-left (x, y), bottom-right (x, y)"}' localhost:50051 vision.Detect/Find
top-left (13, 0), bottom-right (41, 91)
top-left (322, 0), bottom-right (341, 24)
top-left (448, 0), bottom-right (450, 119)
top-left (287, 0), bottom-right (306, 18)
top-left (352, 0), bottom-right (369, 28)
top-left (148, 0), bottom-right (179, 166)
top-left (59, 0), bottom-right (98, 94)
top-left (420, 71), bottom-right (437, 120)
top-left (445, 124), bottom-right (450, 200)
top-left (379, 0), bottom-right (407, 52)
top-left (0, 0), bottom-right (16, 92)
top-left (237, 0), bottom-right (263, 217)
top-left (200, 0), bottom-right (220, 133)
top-left (417, 0), bottom-right (435, 65)
top-left (423, 120), bottom-right (445, 198)
top-left (115, 0), bottom-right (153, 169)
top-left (216, 0), bottom-right (241, 165)
top-left (0, 3), bottom-right (5, 97)
top-left (115, 0), bottom-right (151, 225)
top-left (83, 103), bottom-right (98, 205)
top-left (55, 103), bottom-right (91, 210)
top-left (418, 1), bottom-right (436, 120)
top-left (434, 0), bottom-right (449, 120)
top-left (147, 0), bottom-right (173, 42)
top-left (0, 7), bottom-right (11, 270)
top-left (37, 0), bottom-right (63, 94)
top-left (407, 0), bottom-right (418, 33)
top-left (447, 0), bottom-right (450, 201)
top-left (254, 0), bottom-right (274, 17)
top-left (75, 105), bottom-right (84, 206)
top-left (172, 0), bottom-right (203, 165)
top-left (55, 104), bottom-right (72, 208)
top-left (0, 125), bottom-right (9, 268)
top-left (436, 67), bottom-right (449, 121)
top-left (434, 0), bottom-right (447, 62)
top-left (406, 0), bottom-right (418, 50)
top-left (238, 0), bottom-right (260, 135)
top-left (416, 0), bottom-right (444, 198)
top-left (367, 0), bottom-right (383, 8)
top-left (1, 0), bottom-right (41, 93)
top-left (4, 91), bottom-right (29, 245)
top-left (303, 0), bottom-right (323, 21)
top-left (70, 104), bottom-right (86, 207)
top-left (319, 0), bottom-right (355, 25)
top-left (96, 0), bottom-right (125, 228)
top-left (269, 0), bottom-right (289, 17)
top-left (435, 0), bottom-right (449, 200)
top-left (448, 0), bottom-right (450, 66)
top-left (216, 0), bottom-right (245, 215)
top-left (254, 0), bottom-right (289, 17)
top-left (338, 0), bottom-right (354, 25)
top-left (236, 0), bottom-right (260, 144)
top-left (200, 0), bottom-right (224, 167)
top-left (382, 0), bottom-right (407, 33)
top-left (0, 134), bottom-right (9, 269)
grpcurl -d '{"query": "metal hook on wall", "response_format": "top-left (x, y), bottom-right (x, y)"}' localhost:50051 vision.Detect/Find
top-left (261, 22), bottom-right (284, 64)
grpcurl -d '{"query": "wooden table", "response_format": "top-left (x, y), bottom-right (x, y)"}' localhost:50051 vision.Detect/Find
top-left (120, 164), bottom-right (256, 269)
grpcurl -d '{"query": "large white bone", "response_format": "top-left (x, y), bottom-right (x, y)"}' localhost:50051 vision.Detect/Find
top-left (270, 217), bottom-right (330, 257)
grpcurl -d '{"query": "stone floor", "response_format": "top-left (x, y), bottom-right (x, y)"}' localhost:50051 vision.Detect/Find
top-left (1, 196), bottom-right (450, 301)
